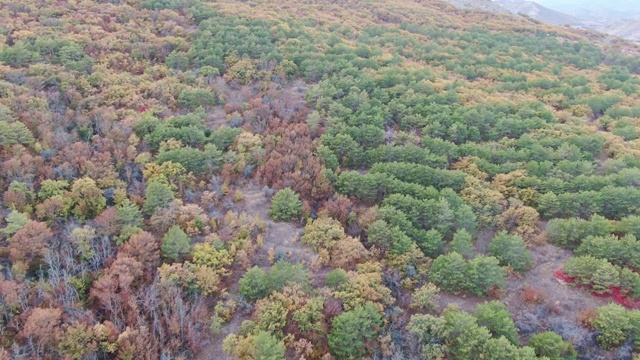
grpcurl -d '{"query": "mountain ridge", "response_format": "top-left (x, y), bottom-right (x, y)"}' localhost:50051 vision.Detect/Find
top-left (601, 18), bottom-right (640, 42)
top-left (441, 0), bottom-right (510, 14)
top-left (494, 0), bottom-right (581, 25)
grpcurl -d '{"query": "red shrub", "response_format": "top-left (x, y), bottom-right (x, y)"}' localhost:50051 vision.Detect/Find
top-left (522, 285), bottom-right (545, 304)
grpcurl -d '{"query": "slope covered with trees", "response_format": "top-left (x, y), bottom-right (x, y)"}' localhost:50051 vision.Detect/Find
top-left (1, 0), bottom-right (640, 358)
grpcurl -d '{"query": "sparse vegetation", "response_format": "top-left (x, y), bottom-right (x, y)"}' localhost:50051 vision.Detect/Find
top-left (2, 0), bottom-right (640, 357)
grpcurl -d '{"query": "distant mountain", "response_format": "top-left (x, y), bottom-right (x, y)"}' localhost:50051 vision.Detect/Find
top-left (600, 18), bottom-right (640, 42)
top-left (533, 0), bottom-right (640, 22)
top-left (491, 0), bottom-right (640, 42)
top-left (447, 0), bottom-right (640, 43)
top-left (494, 0), bottom-right (581, 25)
top-left (442, 0), bottom-right (511, 15)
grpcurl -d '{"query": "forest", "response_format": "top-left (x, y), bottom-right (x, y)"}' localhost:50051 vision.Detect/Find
top-left (1, 0), bottom-right (640, 358)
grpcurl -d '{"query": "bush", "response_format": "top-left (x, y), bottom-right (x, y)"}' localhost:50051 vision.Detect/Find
top-left (269, 188), bottom-right (302, 222)
top-left (522, 285), bottom-right (545, 304)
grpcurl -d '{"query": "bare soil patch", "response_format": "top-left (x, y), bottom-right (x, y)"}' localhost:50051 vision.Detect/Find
top-left (202, 182), bottom-right (319, 359)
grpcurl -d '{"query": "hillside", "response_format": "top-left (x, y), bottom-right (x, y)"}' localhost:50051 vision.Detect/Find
top-left (2, 0), bottom-right (640, 359)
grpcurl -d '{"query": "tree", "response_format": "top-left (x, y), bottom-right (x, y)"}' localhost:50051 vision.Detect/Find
top-left (161, 225), bottom-right (191, 262)
top-left (591, 262), bottom-right (620, 294)
top-left (301, 216), bottom-right (345, 252)
top-left (563, 255), bottom-right (604, 286)
top-left (366, 219), bottom-right (412, 254)
top-left (38, 180), bottom-right (69, 200)
top-left (328, 302), bottom-right (383, 359)
top-left (178, 88), bottom-right (218, 110)
top-left (156, 147), bottom-right (208, 174)
top-left (252, 331), bottom-right (286, 360)
top-left (420, 229), bottom-right (444, 258)
top-left (292, 296), bottom-right (326, 338)
top-left (258, 123), bottom-right (333, 203)
top-left (488, 231), bottom-right (533, 273)
top-left (67, 178), bottom-right (106, 220)
top-left (120, 231), bottom-right (160, 273)
top-left (563, 256), bottom-right (623, 293)
top-left (192, 243), bottom-right (233, 270)
top-left (528, 331), bottom-right (577, 360)
top-left (266, 260), bottom-right (310, 295)
top-left (430, 252), bottom-right (468, 294)
top-left (407, 305), bottom-right (538, 360)
top-left (474, 301), bottom-right (519, 345)
top-left (70, 226), bottom-right (96, 260)
top-left (326, 268), bottom-right (349, 289)
top-left (116, 199), bottom-right (143, 228)
top-left (19, 308), bottom-right (63, 350)
top-left (0, 120), bottom-right (35, 146)
top-left (483, 337), bottom-right (538, 360)
top-left (58, 323), bottom-right (98, 360)
top-left (2, 210), bottom-right (29, 235)
top-left (331, 236), bottom-right (369, 269)
top-left (3, 181), bottom-right (34, 212)
top-left (619, 267), bottom-right (640, 298)
top-left (496, 201), bottom-right (540, 241)
top-left (411, 283), bottom-right (440, 311)
top-left (143, 180), bottom-right (175, 215)
top-left (9, 221), bottom-right (53, 266)
top-left (449, 229), bottom-right (474, 258)
top-left (546, 215), bottom-right (612, 250)
top-left (408, 307), bottom-right (493, 360)
top-left (36, 196), bottom-right (69, 223)
top-left (466, 256), bottom-right (506, 296)
top-left (239, 267), bottom-right (268, 301)
top-left (592, 304), bottom-right (635, 349)
top-left (269, 188), bottom-right (302, 222)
